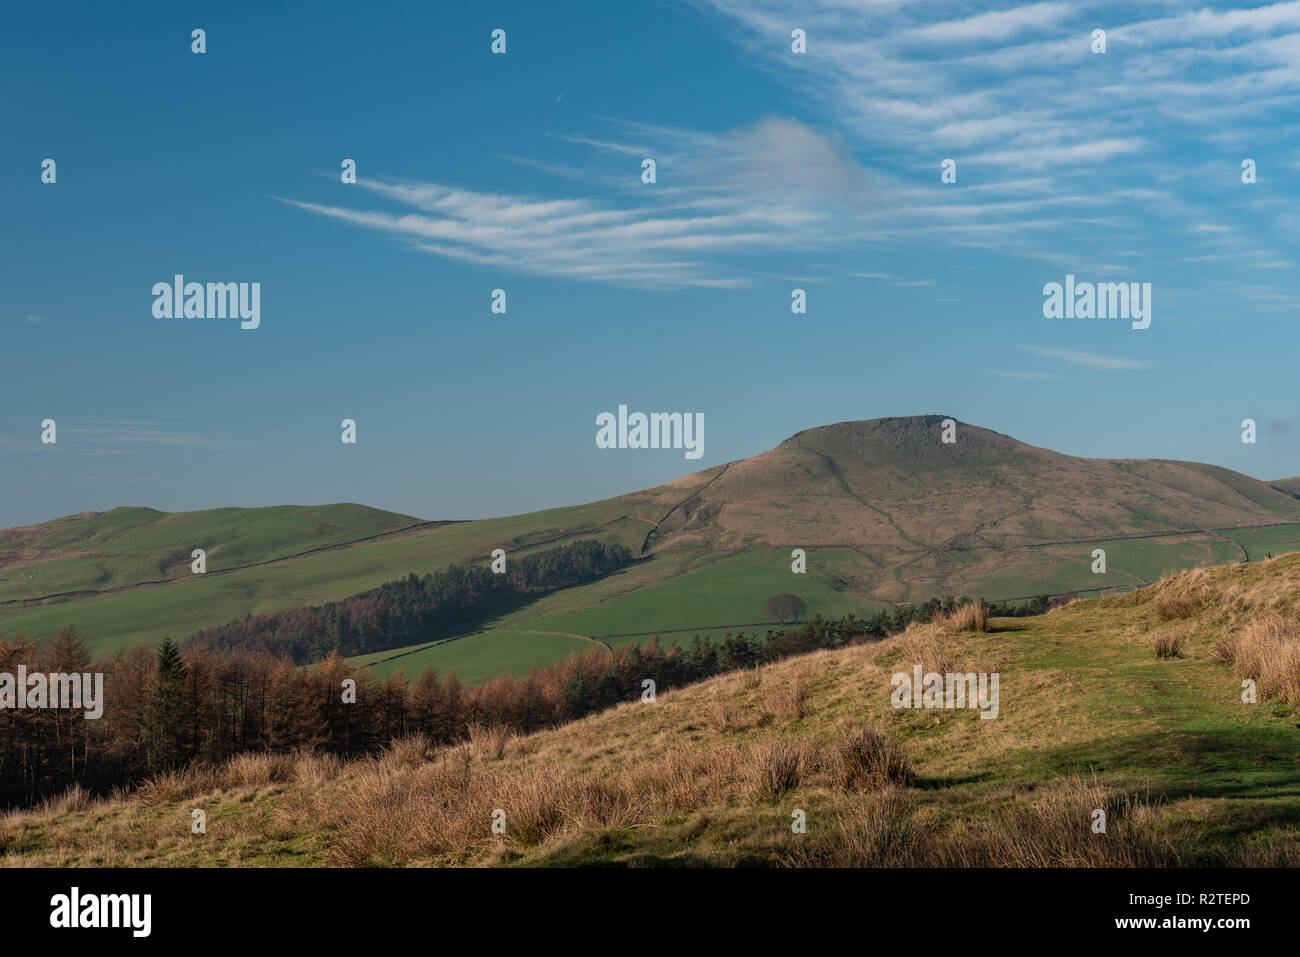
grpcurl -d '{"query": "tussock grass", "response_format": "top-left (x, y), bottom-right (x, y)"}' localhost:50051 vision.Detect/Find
top-left (466, 724), bottom-right (512, 761)
top-left (941, 600), bottom-right (990, 634)
top-left (1154, 592), bottom-right (1204, 621)
top-left (893, 623), bottom-right (958, 676)
top-left (36, 784), bottom-right (94, 817)
top-left (745, 739), bottom-right (815, 802)
top-left (1212, 613), bottom-right (1300, 704)
top-left (765, 674), bottom-right (808, 722)
top-left (787, 777), bottom-right (1184, 867)
top-left (832, 727), bottom-right (915, 791)
top-left (1153, 632), bottom-right (1185, 659)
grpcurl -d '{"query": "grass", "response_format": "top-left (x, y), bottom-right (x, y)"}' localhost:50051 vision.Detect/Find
top-left (6, 554), bottom-right (1300, 867)
top-left (0, 504), bottom-right (422, 601)
top-left (0, 500), bottom-right (647, 655)
top-left (351, 630), bottom-right (600, 685)
top-left (494, 547), bottom-right (877, 645)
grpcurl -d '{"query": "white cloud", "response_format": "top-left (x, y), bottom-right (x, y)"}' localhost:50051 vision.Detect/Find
top-left (282, 117), bottom-right (885, 288)
top-left (1019, 345), bottom-right (1153, 371)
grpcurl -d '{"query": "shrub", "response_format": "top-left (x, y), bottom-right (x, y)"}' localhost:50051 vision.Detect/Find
top-left (1153, 591), bottom-right (1203, 621)
top-left (833, 727), bottom-right (915, 791)
top-left (1212, 614), bottom-right (1300, 704)
top-left (746, 739), bottom-right (812, 802)
top-left (944, 600), bottom-right (990, 634)
top-left (1153, 632), bottom-right (1185, 659)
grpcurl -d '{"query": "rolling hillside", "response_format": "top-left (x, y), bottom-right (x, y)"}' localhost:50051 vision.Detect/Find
top-left (0, 503), bottom-right (428, 602)
top-left (4, 416), bottom-right (1300, 678)
top-left (1271, 476), bottom-right (1300, 499)
top-left (7, 553), bottom-right (1299, 867)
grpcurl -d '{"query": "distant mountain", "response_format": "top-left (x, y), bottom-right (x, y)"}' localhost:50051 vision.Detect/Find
top-left (629, 415), bottom-right (1300, 555)
top-left (0, 503), bottom-right (428, 602)
top-left (3, 416), bottom-right (1300, 667)
top-left (1270, 476), bottom-right (1300, 499)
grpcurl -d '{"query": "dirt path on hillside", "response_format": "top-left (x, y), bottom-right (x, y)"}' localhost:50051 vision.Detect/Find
top-left (1207, 529), bottom-right (1249, 563)
top-left (640, 463), bottom-right (732, 555)
top-left (358, 627), bottom-right (611, 671)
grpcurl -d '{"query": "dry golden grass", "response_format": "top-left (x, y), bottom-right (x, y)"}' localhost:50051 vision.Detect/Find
top-left (466, 724), bottom-right (512, 761)
top-left (1153, 592), bottom-right (1203, 621)
top-left (893, 622), bottom-right (958, 676)
top-left (831, 726), bottom-right (915, 791)
top-left (744, 738), bottom-right (815, 802)
top-left (8, 557), bottom-right (1300, 868)
top-left (786, 776), bottom-right (1183, 867)
top-left (1212, 613), bottom-right (1300, 704)
top-left (765, 673), bottom-right (808, 722)
top-left (36, 784), bottom-right (94, 816)
top-left (942, 600), bottom-right (990, 634)
top-left (704, 700), bottom-right (742, 732)
top-left (1152, 632), bottom-right (1185, 659)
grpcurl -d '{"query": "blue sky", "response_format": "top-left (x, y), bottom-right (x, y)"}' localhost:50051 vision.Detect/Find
top-left (2, 0), bottom-right (1298, 528)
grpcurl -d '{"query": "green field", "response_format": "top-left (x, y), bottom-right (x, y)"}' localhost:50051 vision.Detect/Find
top-left (961, 532), bottom-right (1250, 600)
top-left (494, 547), bottom-right (882, 645)
top-left (1220, 523), bottom-right (1300, 561)
top-left (0, 500), bottom-right (647, 654)
top-left (0, 504), bottom-right (423, 601)
top-left (353, 630), bottom-right (600, 685)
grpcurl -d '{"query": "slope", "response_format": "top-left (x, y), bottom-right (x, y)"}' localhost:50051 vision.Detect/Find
top-left (6, 553), bottom-right (1299, 866)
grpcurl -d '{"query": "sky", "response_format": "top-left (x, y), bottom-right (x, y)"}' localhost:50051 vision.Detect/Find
top-left (2, 0), bottom-right (1298, 528)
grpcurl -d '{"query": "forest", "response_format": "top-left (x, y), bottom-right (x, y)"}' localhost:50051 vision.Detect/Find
top-left (0, 589), bottom-right (1051, 809)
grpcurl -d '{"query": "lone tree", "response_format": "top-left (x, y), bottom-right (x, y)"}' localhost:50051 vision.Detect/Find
top-left (765, 593), bottom-right (808, 624)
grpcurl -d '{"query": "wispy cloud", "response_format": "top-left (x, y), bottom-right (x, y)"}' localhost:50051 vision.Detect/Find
top-left (693, 0), bottom-right (1300, 296)
top-left (277, 2), bottom-right (1300, 302)
top-left (281, 117), bottom-right (886, 288)
top-left (1019, 345), bottom-right (1153, 371)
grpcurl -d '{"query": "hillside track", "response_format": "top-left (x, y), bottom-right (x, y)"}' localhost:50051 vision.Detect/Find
top-left (640, 463), bottom-right (733, 555)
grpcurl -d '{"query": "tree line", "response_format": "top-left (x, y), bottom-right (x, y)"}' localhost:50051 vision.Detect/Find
top-left (185, 539), bottom-right (634, 663)
top-left (0, 585), bottom-right (1050, 809)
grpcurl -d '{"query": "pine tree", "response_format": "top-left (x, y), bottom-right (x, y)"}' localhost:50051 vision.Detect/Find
top-left (141, 637), bottom-right (188, 773)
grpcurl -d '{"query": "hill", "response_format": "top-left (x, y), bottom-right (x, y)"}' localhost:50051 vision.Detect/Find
top-left (3, 416), bottom-right (1300, 673)
top-left (637, 415), bottom-right (1300, 555)
top-left (0, 503), bottom-right (427, 603)
top-left (5, 553), bottom-right (1298, 866)
top-left (1271, 476), bottom-right (1300, 499)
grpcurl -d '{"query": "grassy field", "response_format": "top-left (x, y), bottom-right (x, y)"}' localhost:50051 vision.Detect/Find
top-left (1221, 523), bottom-right (1300, 562)
top-left (6, 554), bottom-right (1298, 867)
top-left (493, 547), bottom-right (882, 645)
top-left (353, 630), bottom-right (601, 685)
top-left (0, 500), bottom-right (648, 654)
top-left (0, 504), bottom-right (423, 601)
